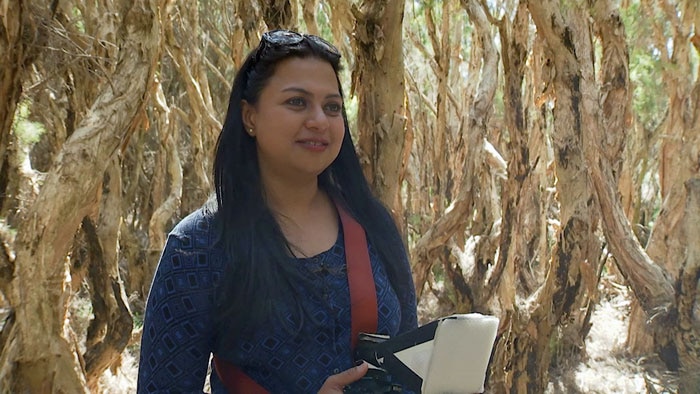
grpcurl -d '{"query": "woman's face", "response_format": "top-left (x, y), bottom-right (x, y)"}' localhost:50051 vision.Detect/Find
top-left (242, 56), bottom-right (345, 184)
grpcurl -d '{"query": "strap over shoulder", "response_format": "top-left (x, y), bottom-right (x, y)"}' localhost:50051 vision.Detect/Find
top-left (213, 199), bottom-right (378, 393)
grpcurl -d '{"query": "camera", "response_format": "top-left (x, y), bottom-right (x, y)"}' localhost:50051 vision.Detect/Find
top-left (343, 333), bottom-right (403, 393)
top-left (343, 368), bottom-right (402, 393)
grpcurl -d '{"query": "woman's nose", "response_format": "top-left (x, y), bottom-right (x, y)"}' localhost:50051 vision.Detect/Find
top-left (304, 105), bottom-right (330, 131)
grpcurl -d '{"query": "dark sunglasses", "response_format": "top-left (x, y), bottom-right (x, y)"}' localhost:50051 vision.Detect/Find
top-left (255, 30), bottom-right (341, 62)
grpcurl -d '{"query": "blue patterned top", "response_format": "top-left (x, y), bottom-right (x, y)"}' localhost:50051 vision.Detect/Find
top-left (137, 208), bottom-right (418, 393)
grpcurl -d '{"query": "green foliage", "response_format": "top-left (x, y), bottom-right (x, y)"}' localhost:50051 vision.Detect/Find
top-left (132, 309), bottom-right (145, 330)
top-left (11, 100), bottom-right (46, 146)
top-left (72, 6), bottom-right (85, 33)
top-left (315, 2), bottom-right (335, 40)
top-left (629, 51), bottom-right (668, 131)
top-left (621, 1), bottom-right (670, 131)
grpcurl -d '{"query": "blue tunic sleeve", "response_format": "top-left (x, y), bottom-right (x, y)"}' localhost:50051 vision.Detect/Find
top-left (137, 210), bottom-right (223, 393)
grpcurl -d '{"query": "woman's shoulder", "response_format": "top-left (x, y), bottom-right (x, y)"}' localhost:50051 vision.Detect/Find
top-left (167, 203), bottom-right (221, 251)
top-left (155, 204), bottom-right (226, 278)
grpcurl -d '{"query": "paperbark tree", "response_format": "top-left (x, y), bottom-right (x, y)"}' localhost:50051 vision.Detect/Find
top-left (302, 0), bottom-right (320, 36)
top-left (351, 0), bottom-right (408, 217)
top-left (0, 0), bottom-right (162, 391)
top-left (261, 0), bottom-right (298, 30)
top-left (491, 1), bottom-right (606, 391)
top-left (0, 0), bottom-right (43, 223)
top-left (411, 0), bottom-right (502, 307)
top-left (487, 2), bottom-right (549, 388)
top-left (530, 0), bottom-right (699, 389)
top-left (325, 0), bottom-right (354, 59)
top-left (0, 0), bottom-right (30, 151)
top-left (1, 1), bottom-right (697, 392)
top-left (492, 0), bottom-right (538, 298)
top-left (633, 2), bottom-right (700, 365)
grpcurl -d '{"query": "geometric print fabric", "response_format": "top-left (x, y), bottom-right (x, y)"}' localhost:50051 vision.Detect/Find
top-left (137, 208), bottom-right (418, 393)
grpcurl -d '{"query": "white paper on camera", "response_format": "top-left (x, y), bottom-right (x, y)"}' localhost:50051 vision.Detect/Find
top-left (394, 313), bottom-right (499, 394)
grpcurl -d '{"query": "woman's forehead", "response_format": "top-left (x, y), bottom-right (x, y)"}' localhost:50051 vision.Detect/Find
top-left (264, 57), bottom-right (341, 96)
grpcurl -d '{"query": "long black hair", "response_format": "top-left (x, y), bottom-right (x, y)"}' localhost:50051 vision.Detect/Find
top-left (211, 31), bottom-right (409, 349)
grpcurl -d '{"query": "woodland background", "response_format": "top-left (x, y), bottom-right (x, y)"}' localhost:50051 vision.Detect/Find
top-left (0, 0), bottom-right (698, 393)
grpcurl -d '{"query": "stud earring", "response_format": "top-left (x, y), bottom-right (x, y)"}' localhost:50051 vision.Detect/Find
top-left (248, 128), bottom-right (254, 135)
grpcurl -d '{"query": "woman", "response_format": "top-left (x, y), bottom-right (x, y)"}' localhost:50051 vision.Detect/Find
top-left (137, 30), bottom-right (417, 393)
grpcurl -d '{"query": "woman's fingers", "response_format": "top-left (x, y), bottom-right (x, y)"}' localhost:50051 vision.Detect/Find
top-left (317, 362), bottom-right (369, 393)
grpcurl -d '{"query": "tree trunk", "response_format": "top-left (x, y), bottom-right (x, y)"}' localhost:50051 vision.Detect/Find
top-left (493, 1), bottom-right (540, 303)
top-left (82, 208), bottom-right (133, 391)
top-left (0, 0), bottom-right (43, 219)
top-left (0, 0), bottom-right (162, 390)
top-left (261, 0), bottom-right (298, 30)
top-left (0, 0), bottom-right (28, 148)
top-left (164, 2), bottom-right (220, 207)
top-left (627, 0), bottom-right (700, 367)
top-left (562, 0), bottom-right (636, 356)
top-left (325, 0), bottom-right (354, 60)
top-left (351, 0), bottom-right (408, 217)
top-left (497, 1), bottom-right (604, 391)
top-left (411, 0), bottom-right (500, 301)
top-left (79, 157), bottom-right (134, 391)
top-left (488, 4), bottom-right (550, 388)
top-left (302, 0), bottom-right (320, 36)
top-left (645, 0), bottom-right (697, 288)
top-left (530, 0), bottom-right (700, 382)
top-left (231, 0), bottom-right (261, 66)
top-left (146, 82), bottom-right (183, 289)
top-left (425, 1), bottom-right (452, 219)
top-left (676, 178), bottom-right (700, 390)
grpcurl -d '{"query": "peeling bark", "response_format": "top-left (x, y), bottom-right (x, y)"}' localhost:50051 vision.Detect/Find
top-left (82, 203), bottom-right (133, 392)
top-left (513, 1), bottom-right (603, 390)
top-left (0, 1), bottom-right (43, 219)
top-left (412, 0), bottom-right (499, 300)
top-left (0, 0), bottom-right (162, 390)
top-left (164, 2), bottom-right (220, 204)
top-left (302, 0), bottom-right (320, 36)
top-left (147, 82), bottom-right (183, 276)
top-left (676, 178), bottom-right (700, 389)
top-left (261, 0), bottom-right (297, 30)
top-left (325, 0), bottom-right (354, 60)
top-left (489, 3), bottom-right (547, 389)
top-left (351, 0), bottom-right (408, 217)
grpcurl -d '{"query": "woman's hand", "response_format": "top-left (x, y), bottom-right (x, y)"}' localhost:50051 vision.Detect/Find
top-left (317, 361), bottom-right (369, 393)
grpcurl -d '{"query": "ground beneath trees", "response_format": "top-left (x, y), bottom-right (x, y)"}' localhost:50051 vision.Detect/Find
top-left (89, 275), bottom-right (679, 393)
top-left (546, 276), bottom-right (678, 394)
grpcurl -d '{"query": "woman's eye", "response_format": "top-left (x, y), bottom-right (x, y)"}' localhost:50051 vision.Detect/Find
top-left (324, 102), bottom-right (342, 114)
top-left (287, 97), bottom-right (306, 107)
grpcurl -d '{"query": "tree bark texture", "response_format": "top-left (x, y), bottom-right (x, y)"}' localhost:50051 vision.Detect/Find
top-left (0, 0), bottom-right (162, 391)
top-left (529, 0), bottom-right (700, 381)
top-left (352, 0), bottom-right (408, 217)
top-left (412, 0), bottom-right (500, 303)
top-left (261, 0), bottom-right (298, 30)
top-left (676, 178), bottom-right (700, 390)
top-left (0, 0), bottom-right (698, 392)
top-left (488, 3), bottom-right (549, 388)
top-left (0, 0), bottom-right (43, 221)
top-left (623, 0), bottom-right (700, 365)
top-left (0, 0), bottom-right (28, 152)
top-left (507, 1), bottom-right (603, 391)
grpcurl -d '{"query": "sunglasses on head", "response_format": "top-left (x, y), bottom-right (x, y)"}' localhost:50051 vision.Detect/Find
top-left (255, 30), bottom-right (341, 62)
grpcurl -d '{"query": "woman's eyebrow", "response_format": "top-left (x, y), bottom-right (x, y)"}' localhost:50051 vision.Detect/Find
top-left (281, 86), bottom-right (342, 99)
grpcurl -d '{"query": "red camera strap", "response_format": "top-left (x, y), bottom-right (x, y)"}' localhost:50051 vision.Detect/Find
top-left (213, 202), bottom-right (378, 393)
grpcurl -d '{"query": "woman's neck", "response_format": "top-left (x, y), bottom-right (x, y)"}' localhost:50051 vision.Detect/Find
top-left (261, 174), bottom-right (324, 220)
top-left (261, 173), bottom-right (339, 258)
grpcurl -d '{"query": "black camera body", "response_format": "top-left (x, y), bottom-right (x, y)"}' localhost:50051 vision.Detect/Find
top-left (343, 333), bottom-right (404, 394)
top-left (343, 368), bottom-right (402, 393)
